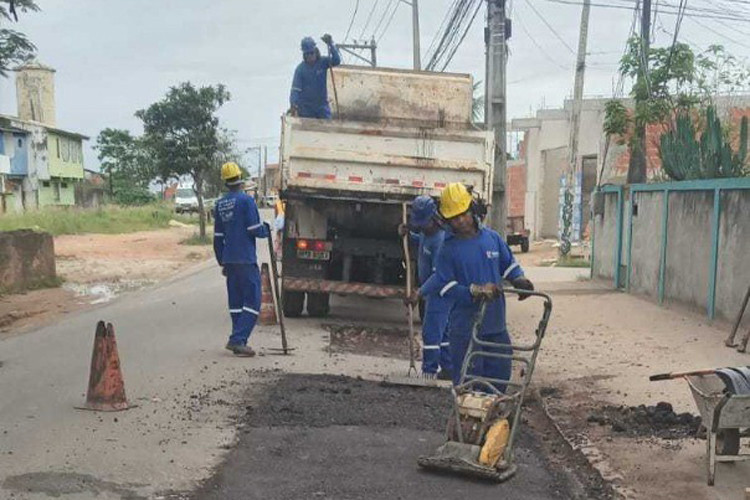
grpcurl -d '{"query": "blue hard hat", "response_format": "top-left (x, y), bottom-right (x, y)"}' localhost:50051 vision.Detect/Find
top-left (301, 37), bottom-right (317, 53)
top-left (409, 195), bottom-right (437, 228)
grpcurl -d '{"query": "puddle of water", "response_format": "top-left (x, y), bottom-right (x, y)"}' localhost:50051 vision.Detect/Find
top-left (64, 280), bottom-right (156, 305)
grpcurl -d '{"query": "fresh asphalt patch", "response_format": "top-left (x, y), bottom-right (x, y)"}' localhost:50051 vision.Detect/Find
top-left (191, 374), bottom-right (614, 500)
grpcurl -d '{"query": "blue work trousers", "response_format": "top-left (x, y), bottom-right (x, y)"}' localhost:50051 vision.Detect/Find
top-left (450, 329), bottom-right (513, 392)
top-left (225, 263), bottom-right (261, 346)
top-left (298, 103), bottom-right (332, 119)
top-left (421, 298), bottom-right (452, 375)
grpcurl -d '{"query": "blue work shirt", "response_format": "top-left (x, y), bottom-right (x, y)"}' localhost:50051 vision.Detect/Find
top-left (213, 191), bottom-right (269, 265)
top-left (289, 44), bottom-right (341, 118)
top-left (433, 227), bottom-right (524, 336)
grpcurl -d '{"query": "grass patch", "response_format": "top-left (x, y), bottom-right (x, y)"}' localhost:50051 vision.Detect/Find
top-left (0, 275), bottom-right (64, 296)
top-left (0, 204), bottom-right (195, 236)
top-left (181, 233), bottom-right (212, 246)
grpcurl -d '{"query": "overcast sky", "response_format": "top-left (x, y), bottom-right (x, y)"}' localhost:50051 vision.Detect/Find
top-left (0, 0), bottom-right (744, 170)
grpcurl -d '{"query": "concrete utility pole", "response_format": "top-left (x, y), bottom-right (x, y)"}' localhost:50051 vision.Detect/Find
top-left (262, 146), bottom-right (268, 199)
top-left (338, 41), bottom-right (378, 67)
top-left (561, 0), bottom-right (591, 256)
top-left (628, 0), bottom-right (651, 184)
top-left (486, 0), bottom-right (508, 233)
top-left (411, 0), bottom-right (421, 70)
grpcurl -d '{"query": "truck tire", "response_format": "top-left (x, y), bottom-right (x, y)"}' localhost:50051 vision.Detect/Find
top-left (521, 238), bottom-right (530, 253)
top-left (307, 293), bottom-right (330, 317)
top-left (282, 291), bottom-right (305, 318)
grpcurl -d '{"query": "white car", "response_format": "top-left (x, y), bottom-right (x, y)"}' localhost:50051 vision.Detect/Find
top-left (175, 187), bottom-right (199, 214)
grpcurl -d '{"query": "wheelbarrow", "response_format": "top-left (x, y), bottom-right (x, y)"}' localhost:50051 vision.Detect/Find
top-left (687, 373), bottom-right (750, 485)
top-left (418, 289), bottom-right (553, 482)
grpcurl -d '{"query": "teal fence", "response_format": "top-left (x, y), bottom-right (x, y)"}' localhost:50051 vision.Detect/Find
top-left (592, 177), bottom-right (750, 321)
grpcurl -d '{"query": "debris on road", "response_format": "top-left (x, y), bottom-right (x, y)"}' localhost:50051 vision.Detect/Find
top-left (586, 402), bottom-right (703, 440)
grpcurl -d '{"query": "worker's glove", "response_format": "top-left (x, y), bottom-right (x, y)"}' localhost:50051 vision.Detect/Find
top-left (287, 106), bottom-right (299, 117)
top-left (321, 33), bottom-right (333, 45)
top-left (261, 222), bottom-right (272, 239)
top-left (403, 289), bottom-right (420, 307)
top-left (469, 283), bottom-right (501, 301)
top-left (397, 223), bottom-right (409, 238)
top-left (510, 277), bottom-right (534, 301)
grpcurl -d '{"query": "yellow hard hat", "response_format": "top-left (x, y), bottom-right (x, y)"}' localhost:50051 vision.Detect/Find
top-left (439, 182), bottom-right (473, 219)
top-left (221, 162), bottom-right (242, 182)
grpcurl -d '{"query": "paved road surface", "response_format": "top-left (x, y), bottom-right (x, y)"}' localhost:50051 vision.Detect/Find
top-left (0, 236), bottom-right (592, 499)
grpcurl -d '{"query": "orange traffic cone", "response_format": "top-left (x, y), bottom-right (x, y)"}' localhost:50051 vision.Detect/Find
top-left (76, 321), bottom-right (131, 412)
top-left (258, 263), bottom-right (278, 325)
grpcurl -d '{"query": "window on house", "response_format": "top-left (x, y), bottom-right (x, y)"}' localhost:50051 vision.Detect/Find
top-left (56, 138), bottom-right (60, 158)
top-left (17, 138), bottom-right (22, 148)
top-left (54, 181), bottom-right (61, 202)
top-left (42, 181), bottom-right (50, 188)
top-left (61, 182), bottom-right (68, 189)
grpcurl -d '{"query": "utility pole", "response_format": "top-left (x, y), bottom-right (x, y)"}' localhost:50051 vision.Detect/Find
top-left (411, 0), bottom-right (421, 70)
top-left (486, 0), bottom-right (508, 233)
top-left (338, 41), bottom-right (377, 67)
top-left (628, 0), bottom-right (651, 184)
top-left (262, 145), bottom-right (268, 199)
top-left (561, 0), bottom-right (591, 256)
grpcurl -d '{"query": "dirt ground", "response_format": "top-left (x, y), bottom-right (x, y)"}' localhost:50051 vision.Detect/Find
top-left (506, 282), bottom-right (750, 499)
top-left (0, 225), bottom-right (212, 339)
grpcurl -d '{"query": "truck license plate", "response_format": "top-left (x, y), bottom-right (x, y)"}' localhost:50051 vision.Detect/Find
top-left (297, 250), bottom-right (331, 261)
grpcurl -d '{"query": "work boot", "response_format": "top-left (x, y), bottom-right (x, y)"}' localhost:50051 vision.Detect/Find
top-left (225, 343), bottom-right (256, 357)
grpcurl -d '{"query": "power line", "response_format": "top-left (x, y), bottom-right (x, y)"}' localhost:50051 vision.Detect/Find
top-left (523, 0), bottom-right (577, 54)
top-left (344, 0), bottom-right (361, 42)
top-left (438, 0), bottom-right (483, 71)
top-left (543, 0), bottom-right (750, 22)
top-left (372, 0), bottom-right (395, 38)
top-left (358, 0), bottom-right (380, 40)
top-left (377, 0), bottom-right (401, 41)
top-left (515, 10), bottom-right (572, 71)
top-left (688, 16), bottom-right (750, 48)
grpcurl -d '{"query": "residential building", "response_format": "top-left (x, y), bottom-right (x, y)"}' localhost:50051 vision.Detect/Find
top-left (0, 60), bottom-right (88, 212)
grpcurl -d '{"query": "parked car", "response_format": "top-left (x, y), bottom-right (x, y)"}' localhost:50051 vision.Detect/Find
top-left (175, 186), bottom-right (199, 214)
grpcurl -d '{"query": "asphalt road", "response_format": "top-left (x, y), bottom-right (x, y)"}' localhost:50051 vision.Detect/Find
top-left (193, 374), bottom-right (601, 500)
top-left (0, 232), bottom-right (594, 500)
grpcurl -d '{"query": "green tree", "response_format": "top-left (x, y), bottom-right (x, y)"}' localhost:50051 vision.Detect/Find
top-left (604, 41), bottom-right (750, 182)
top-left (204, 128), bottom-right (247, 198)
top-left (136, 82), bottom-right (231, 239)
top-left (94, 128), bottom-right (156, 205)
top-left (0, 0), bottom-right (39, 76)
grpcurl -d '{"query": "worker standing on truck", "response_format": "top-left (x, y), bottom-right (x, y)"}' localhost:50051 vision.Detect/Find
top-left (402, 196), bottom-right (453, 380)
top-left (432, 183), bottom-right (534, 389)
top-left (289, 34), bottom-right (341, 119)
top-left (213, 162), bottom-right (270, 357)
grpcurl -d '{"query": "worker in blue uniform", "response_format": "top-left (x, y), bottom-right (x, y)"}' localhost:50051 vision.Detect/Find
top-left (402, 196), bottom-right (453, 380)
top-left (289, 34), bottom-right (341, 119)
top-left (213, 162), bottom-right (270, 357)
top-left (433, 183), bottom-right (534, 390)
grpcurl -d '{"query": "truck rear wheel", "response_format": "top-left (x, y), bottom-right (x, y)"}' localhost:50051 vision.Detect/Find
top-left (282, 291), bottom-right (305, 318)
top-left (521, 238), bottom-right (530, 253)
top-left (307, 293), bottom-right (330, 317)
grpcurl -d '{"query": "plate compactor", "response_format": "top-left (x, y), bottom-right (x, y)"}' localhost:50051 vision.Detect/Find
top-left (418, 289), bottom-right (553, 482)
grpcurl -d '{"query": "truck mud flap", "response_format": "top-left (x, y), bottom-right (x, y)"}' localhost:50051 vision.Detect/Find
top-left (283, 278), bottom-right (405, 299)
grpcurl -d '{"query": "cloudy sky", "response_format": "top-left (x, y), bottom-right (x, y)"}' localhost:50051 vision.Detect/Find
top-left (0, 0), bottom-right (744, 170)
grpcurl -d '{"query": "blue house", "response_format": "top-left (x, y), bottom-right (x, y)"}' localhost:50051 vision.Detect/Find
top-left (0, 125), bottom-right (30, 213)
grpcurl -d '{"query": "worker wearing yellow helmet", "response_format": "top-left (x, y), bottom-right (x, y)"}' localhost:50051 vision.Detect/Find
top-left (213, 162), bottom-right (270, 357)
top-left (431, 182), bottom-right (534, 390)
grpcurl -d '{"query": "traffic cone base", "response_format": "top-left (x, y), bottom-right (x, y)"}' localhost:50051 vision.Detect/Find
top-left (76, 321), bottom-right (133, 412)
top-left (258, 263), bottom-right (278, 326)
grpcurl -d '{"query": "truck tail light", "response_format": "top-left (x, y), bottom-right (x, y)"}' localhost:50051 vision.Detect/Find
top-left (296, 239), bottom-right (332, 251)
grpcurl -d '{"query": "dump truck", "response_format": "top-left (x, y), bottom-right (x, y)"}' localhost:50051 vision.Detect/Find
top-left (277, 66), bottom-right (495, 317)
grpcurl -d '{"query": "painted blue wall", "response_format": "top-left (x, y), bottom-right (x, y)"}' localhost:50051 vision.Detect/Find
top-left (11, 133), bottom-right (28, 176)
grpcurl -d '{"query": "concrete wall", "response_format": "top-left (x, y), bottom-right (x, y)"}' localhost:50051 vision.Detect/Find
top-left (540, 147), bottom-right (566, 238)
top-left (664, 191), bottom-right (714, 310)
top-left (594, 185), bottom-right (750, 326)
top-left (628, 191), bottom-right (663, 299)
top-left (592, 191), bottom-right (619, 280)
top-left (0, 230), bottom-right (56, 292)
top-left (47, 133), bottom-right (84, 179)
top-left (717, 190), bottom-right (750, 327)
